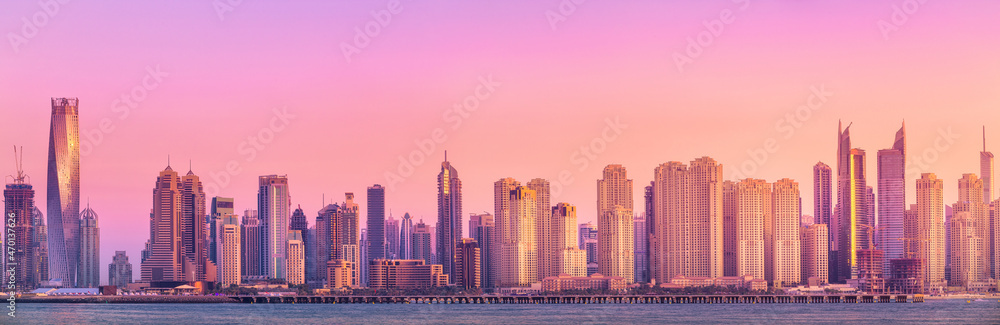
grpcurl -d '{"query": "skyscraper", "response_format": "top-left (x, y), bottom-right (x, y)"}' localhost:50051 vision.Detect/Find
top-left (814, 162), bottom-right (833, 226)
top-left (687, 158), bottom-right (725, 278)
top-left (142, 164), bottom-right (185, 282)
top-left (956, 174), bottom-right (989, 282)
top-left (32, 207), bottom-right (49, 288)
top-left (108, 251), bottom-right (133, 289)
top-left (78, 203), bottom-right (100, 288)
top-left (240, 210), bottom-right (261, 279)
top-left (359, 228), bottom-right (368, 286)
top-left (455, 238), bottom-right (480, 290)
top-left (877, 123), bottom-right (906, 276)
top-left (527, 178), bottom-right (552, 281)
top-left (553, 203), bottom-right (586, 278)
top-left (736, 178), bottom-right (769, 280)
top-left (413, 220), bottom-right (432, 264)
top-left (633, 213), bottom-right (649, 283)
top-left (472, 213), bottom-right (498, 288)
top-left (437, 155), bottom-right (462, 282)
top-left (771, 179), bottom-right (801, 288)
top-left (208, 197), bottom-right (234, 266)
top-left (287, 230), bottom-right (305, 285)
top-left (982, 127), bottom-right (995, 204)
top-left (399, 213), bottom-right (413, 260)
top-left (259, 175), bottom-right (291, 280)
top-left (316, 203), bottom-right (341, 282)
top-left (836, 122), bottom-right (868, 282)
top-left (597, 165), bottom-right (634, 283)
top-left (341, 193), bottom-right (360, 287)
top-left (47, 97), bottom-right (81, 287)
top-left (367, 184), bottom-right (386, 263)
top-left (385, 214), bottom-right (399, 259)
top-left (801, 224), bottom-right (829, 284)
top-left (180, 167), bottom-right (207, 281)
top-left (503, 185), bottom-right (538, 287)
top-left (219, 214), bottom-right (241, 286)
top-left (644, 182), bottom-right (656, 282)
top-left (981, 128), bottom-right (997, 282)
top-left (722, 180), bottom-right (737, 277)
top-left (5, 155), bottom-right (36, 290)
top-left (653, 161), bottom-right (685, 283)
top-left (916, 173), bottom-right (946, 289)
top-left (289, 205), bottom-right (309, 282)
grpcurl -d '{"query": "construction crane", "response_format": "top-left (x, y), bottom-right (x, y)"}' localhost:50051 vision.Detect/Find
top-left (896, 237), bottom-right (929, 258)
top-left (6, 145), bottom-right (29, 185)
top-left (858, 224), bottom-right (886, 250)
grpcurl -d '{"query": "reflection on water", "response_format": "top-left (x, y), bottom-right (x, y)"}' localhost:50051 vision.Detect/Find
top-left (11, 299), bottom-right (1000, 324)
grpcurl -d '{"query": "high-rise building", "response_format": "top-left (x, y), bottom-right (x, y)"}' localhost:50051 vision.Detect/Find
top-left (316, 203), bottom-right (341, 283)
top-left (527, 178), bottom-right (552, 281)
top-left (599, 205), bottom-right (634, 283)
top-left (399, 213), bottom-right (413, 260)
top-left (287, 230), bottom-right (305, 285)
top-left (32, 207), bottom-right (49, 288)
top-left (687, 158), bottom-right (724, 278)
top-left (141, 164), bottom-right (207, 282)
top-left (367, 184), bottom-right (386, 264)
top-left (495, 177), bottom-right (520, 284)
top-left (948, 211), bottom-right (983, 288)
top-left (502, 185), bottom-right (538, 287)
top-left (108, 251), bottom-right (133, 289)
top-left (413, 220), bottom-right (432, 264)
top-left (553, 203), bottom-right (586, 278)
top-left (801, 224), bottom-right (829, 284)
top-left (5, 157), bottom-right (36, 290)
top-left (652, 161), bottom-right (685, 283)
top-left (78, 203), bottom-right (100, 287)
top-left (836, 122), bottom-right (869, 283)
top-left (916, 173), bottom-right (946, 289)
top-left (877, 124), bottom-right (906, 276)
top-left (597, 165), bottom-right (634, 283)
top-left (982, 127), bottom-right (995, 206)
top-left (219, 214), bottom-right (241, 286)
top-left (385, 214), bottom-right (399, 259)
top-left (771, 179), bottom-right (801, 288)
top-left (341, 193), bottom-right (360, 286)
top-left (437, 156), bottom-right (462, 283)
top-left (633, 213), bottom-right (649, 283)
top-left (455, 238), bottom-right (480, 290)
top-left (47, 97), bottom-right (81, 287)
top-left (258, 175), bottom-right (291, 280)
top-left (289, 205), bottom-right (309, 282)
top-left (240, 210), bottom-right (261, 279)
top-left (813, 162), bottom-right (833, 226)
top-left (472, 213), bottom-right (498, 288)
top-left (736, 178), bottom-right (769, 280)
top-left (360, 229), bottom-right (368, 286)
top-left (644, 182), bottom-right (656, 282)
top-left (208, 197), bottom-right (234, 266)
top-left (955, 174), bottom-right (989, 282)
top-left (722, 180), bottom-right (737, 277)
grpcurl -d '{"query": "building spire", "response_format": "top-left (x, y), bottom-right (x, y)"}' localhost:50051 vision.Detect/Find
top-left (445, 150), bottom-right (448, 162)
top-left (984, 125), bottom-right (987, 152)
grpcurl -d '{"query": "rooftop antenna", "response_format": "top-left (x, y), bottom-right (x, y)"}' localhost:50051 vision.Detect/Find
top-left (445, 150), bottom-right (447, 162)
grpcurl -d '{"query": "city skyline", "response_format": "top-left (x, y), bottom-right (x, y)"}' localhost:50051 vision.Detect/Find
top-left (2, 1), bottom-right (999, 286)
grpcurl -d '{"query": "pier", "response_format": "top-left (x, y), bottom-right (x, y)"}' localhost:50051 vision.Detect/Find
top-left (228, 294), bottom-right (924, 304)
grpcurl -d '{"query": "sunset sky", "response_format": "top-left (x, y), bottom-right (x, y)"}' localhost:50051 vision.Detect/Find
top-left (1, 0), bottom-right (999, 283)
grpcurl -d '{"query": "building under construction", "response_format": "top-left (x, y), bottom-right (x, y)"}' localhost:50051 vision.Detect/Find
top-left (888, 258), bottom-right (924, 294)
top-left (856, 249), bottom-right (885, 293)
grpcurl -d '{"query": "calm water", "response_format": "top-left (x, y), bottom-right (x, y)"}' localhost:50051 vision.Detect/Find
top-left (10, 299), bottom-right (1000, 324)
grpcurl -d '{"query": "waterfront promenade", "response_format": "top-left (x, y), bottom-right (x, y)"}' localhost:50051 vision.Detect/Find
top-left (15, 294), bottom-right (924, 304)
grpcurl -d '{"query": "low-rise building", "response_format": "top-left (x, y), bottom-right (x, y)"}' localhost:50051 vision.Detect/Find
top-left (540, 273), bottom-right (626, 292)
top-left (367, 259), bottom-right (448, 290)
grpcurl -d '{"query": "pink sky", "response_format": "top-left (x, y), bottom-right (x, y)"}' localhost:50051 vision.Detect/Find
top-left (1, 0), bottom-right (999, 284)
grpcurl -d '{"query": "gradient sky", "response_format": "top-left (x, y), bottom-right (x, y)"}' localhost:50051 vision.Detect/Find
top-left (1, 0), bottom-right (999, 284)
